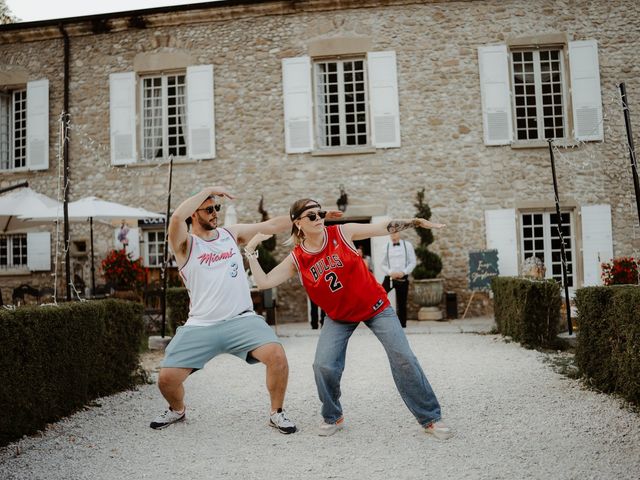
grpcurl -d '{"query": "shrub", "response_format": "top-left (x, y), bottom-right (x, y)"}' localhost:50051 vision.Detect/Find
top-left (0, 300), bottom-right (144, 446)
top-left (412, 188), bottom-right (442, 279)
top-left (491, 276), bottom-right (562, 348)
top-left (575, 285), bottom-right (640, 406)
top-left (601, 257), bottom-right (638, 285)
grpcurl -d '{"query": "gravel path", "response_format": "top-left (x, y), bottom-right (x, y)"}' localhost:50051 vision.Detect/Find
top-left (1, 320), bottom-right (639, 480)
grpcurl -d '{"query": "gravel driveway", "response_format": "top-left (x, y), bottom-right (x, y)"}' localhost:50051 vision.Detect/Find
top-left (1, 319), bottom-right (639, 480)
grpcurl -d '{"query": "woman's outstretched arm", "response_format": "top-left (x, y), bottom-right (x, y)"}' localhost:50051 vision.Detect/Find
top-left (244, 233), bottom-right (297, 289)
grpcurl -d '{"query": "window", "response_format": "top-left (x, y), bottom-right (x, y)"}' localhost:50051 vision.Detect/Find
top-left (314, 59), bottom-right (368, 148)
top-left (141, 73), bottom-right (187, 161)
top-left (144, 229), bottom-right (165, 268)
top-left (520, 211), bottom-right (575, 287)
top-left (0, 89), bottom-right (27, 171)
top-left (282, 52), bottom-right (400, 153)
top-left (512, 50), bottom-right (567, 141)
top-left (478, 40), bottom-right (603, 145)
top-left (0, 234), bottom-right (27, 269)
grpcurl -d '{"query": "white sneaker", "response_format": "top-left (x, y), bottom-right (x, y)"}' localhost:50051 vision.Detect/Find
top-left (424, 420), bottom-right (453, 440)
top-left (269, 408), bottom-right (297, 434)
top-left (318, 417), bottom-right (345, 436)
top-left (150, 407), bottom-right (185, 430)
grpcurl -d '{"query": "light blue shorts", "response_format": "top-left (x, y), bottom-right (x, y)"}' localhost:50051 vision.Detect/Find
top-left (161, 313), bottom-right (281, 370)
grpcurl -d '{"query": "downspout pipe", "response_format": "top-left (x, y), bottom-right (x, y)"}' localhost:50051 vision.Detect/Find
top-left (59, 24), bottom-right (71, 301)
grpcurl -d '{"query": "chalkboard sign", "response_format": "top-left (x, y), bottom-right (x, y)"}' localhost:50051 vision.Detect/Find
top-left (468, 249), bottom-right (499, 291)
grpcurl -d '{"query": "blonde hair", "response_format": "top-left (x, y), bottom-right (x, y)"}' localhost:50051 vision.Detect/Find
top-left (286, 198), bottom-right (321, 246)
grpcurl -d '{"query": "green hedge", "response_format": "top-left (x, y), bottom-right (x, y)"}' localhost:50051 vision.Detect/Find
top-left (491, 277), bottom-right (562, 348)
top-left (166, 287), bottom-right (189, 334)
top-left (575, 285), bottom-right (640, 405)
top-left (0, 300), bottom-right (144, 446)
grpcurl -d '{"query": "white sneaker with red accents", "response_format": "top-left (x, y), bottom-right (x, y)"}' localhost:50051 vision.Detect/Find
top-left (424, 420), bottom-right (453, 440)
top-left (318, 417), bottom-right (345, 436)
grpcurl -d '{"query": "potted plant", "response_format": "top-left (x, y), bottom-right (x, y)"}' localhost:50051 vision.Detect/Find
top-left (411, 188), bottom-right (444, 320)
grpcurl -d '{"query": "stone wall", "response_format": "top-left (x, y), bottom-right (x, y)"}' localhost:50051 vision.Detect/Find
top-left (1, 0), bottom-right (639, 319)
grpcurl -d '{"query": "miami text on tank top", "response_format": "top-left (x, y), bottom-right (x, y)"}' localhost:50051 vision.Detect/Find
top-left (179, 228), bottom-right (253, 326)
top-left (291, 225), bottom-right (389, 323)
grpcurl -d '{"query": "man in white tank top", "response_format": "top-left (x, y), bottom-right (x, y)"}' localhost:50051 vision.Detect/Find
top-left (150, 186), bottom-right (308, 433)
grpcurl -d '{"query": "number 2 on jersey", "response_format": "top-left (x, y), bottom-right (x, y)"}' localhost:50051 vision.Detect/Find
top-left (324, 271), bottom-right (343, 292)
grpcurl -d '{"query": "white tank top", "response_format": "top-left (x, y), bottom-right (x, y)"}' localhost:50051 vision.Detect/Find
top-left (179, 229), bottom-right (253, 326)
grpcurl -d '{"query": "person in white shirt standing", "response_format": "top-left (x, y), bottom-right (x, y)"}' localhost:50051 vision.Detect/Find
top-left (381, 231), bottom-right (417, 328)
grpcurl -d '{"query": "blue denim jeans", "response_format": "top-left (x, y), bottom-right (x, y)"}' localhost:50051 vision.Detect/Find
top-left (313, 306), bottom-right (442, 426)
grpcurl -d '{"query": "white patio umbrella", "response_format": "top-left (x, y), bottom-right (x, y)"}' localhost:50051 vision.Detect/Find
top-left (0, 186), bottom-right (61, 233)
top-left (22, 196), bottom-right (165, 295)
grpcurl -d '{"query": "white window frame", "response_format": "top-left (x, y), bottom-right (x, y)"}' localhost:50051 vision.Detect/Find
top-left (510, 48), bottom-right (569, 143)
top-left (519, 210), bottom-right (576, 290)
top-left (143, 229), bottom-right (165, 268)
top-left (0, 88), bottom-right (27, 172)
top-left (140, 72), bottom-right (187, 162)
top-left (0, 233), bottom-right (28, 270)
top-left (313, 57), bottom-right (370, 149)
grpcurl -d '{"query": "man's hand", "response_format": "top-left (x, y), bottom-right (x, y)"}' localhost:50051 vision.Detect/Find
top-left (246, 232), bottom-right (273, 252)
top-left (414, 218), bottom-right (446, 229)
top-left (207, 186), bottom-right (236, 201)
top-left (391, 271), bottom-right (405, 279)
top-left (325, 210), bottom-right (344, 220)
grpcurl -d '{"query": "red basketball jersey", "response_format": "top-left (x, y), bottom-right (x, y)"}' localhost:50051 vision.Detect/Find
top-left (291, 225), bottom-right (390, 322)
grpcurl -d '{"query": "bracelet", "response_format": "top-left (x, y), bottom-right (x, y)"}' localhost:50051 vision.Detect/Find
top-left (244, 248), bottom-right (259, 260)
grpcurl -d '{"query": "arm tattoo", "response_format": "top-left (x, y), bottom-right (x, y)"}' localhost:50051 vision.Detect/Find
top-left (386, 219), bottom-right (415, 233)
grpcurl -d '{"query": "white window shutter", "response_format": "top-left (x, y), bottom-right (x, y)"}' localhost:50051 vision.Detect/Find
top-left (26, 79), bottom-right (49, 171)
top-left (109, 72), bottom-right (137, 165)
top-left (569, 40), bottom-right (603, 142)
top-left (282, 56), bottom-right (313, 153)
top-left (187, 64), bottom-right (215, 160)
top-left (27, 232), bottom-right (51, 271)
top-left (485, 208), bottom-right (518, 276)
top-left (367, 51), bottom-right (401, 148)
top-left (581, 204), bottom-right (613, 286)
top-left (478, 45), bottom-right (513, 145)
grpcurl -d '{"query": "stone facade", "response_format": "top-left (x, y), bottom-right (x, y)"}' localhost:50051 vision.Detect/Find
top-left (0, 0), bottom-right (639, 320)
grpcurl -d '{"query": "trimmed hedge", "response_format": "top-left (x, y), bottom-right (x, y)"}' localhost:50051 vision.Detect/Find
top-left (166, 287), bottom-right (189, 334)
top-left (575, 285), bottom-right (640, 405)
top-left (0, 300), bottom-right (144, 446)
top-left (491, 277), bottom-right (562, 348)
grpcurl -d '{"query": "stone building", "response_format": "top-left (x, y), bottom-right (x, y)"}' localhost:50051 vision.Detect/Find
top-left (0, 0), bottom-right (638, 321)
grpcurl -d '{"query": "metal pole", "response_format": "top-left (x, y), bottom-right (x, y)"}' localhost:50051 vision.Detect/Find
top-left (160, 156), bottom-right (174, 338)
top-left (0, 181), bottom-right (28, 195)
top-left (619, 83), bottom-right (640, 227)
top-left (90, 217), bottom-right (95, 297)
top-left (548, 140), bottom-right (572, 335)
top-left (60, 24), bottom-right (72, 301)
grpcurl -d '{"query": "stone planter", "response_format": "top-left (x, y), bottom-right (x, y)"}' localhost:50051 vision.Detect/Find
top-left (413, 278), bottom-right (444, 320)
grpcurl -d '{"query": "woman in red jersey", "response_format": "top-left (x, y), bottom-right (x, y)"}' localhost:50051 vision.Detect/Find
top-left (244, 198), bottom-right (453, 440)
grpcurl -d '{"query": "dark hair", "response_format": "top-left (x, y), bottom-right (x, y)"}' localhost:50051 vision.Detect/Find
top-left (288, 198), bottom-right (321, 245)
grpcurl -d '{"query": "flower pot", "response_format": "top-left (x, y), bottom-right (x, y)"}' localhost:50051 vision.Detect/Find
top-left (413, 278), bottom-right (444, 321)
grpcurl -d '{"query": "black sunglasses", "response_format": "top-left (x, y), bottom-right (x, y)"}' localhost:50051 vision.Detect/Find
top-left (197, 204), bottom-right (221, 215)
top-left (300, 210), bottom-right (327, 221)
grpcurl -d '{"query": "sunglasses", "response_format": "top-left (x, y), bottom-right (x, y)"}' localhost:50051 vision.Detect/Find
top-left (300, 210), bottom-right (327, 221)
top-left (197, 204), bottom-right (221, 215)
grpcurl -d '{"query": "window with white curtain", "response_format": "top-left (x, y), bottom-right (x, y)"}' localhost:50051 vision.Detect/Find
top-left (0, 234), bottom-right (28, 269)
top-left (0, 89), bottom-right (27, 171)
top-left (141, 73), bottom-right (187, 161)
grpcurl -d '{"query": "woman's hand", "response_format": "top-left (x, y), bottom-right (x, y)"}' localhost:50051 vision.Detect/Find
top-left (246, 232), bottom-right (273, 252)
